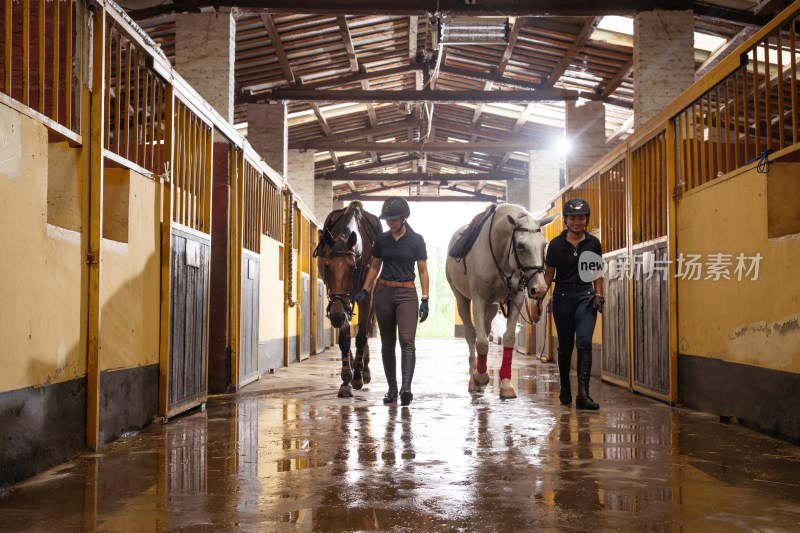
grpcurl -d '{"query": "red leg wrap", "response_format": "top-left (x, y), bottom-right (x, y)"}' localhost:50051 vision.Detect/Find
top-left (499, 347), bottom-right (513, 380)
top-left (477, 353), bottom-right (487, 374)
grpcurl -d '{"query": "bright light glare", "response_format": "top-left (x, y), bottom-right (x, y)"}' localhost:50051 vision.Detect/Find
top-left (556, 137), bottom-right (571, 155)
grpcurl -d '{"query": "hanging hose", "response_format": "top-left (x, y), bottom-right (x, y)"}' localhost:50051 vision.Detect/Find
top-left (286, 193), bottom-right (297, 307)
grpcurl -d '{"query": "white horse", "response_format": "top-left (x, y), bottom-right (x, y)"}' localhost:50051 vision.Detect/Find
top-left (446, 204), bottom-right (558, 399)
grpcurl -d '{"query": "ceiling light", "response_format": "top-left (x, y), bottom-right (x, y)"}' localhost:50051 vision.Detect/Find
top-left (437, 17), bottom-right (509, 47)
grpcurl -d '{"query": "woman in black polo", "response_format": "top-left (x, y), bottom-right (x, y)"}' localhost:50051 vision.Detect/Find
top-left (537, 198), bottom-right (604, 410)
top-left (356, 197), bottom-right (429, 406)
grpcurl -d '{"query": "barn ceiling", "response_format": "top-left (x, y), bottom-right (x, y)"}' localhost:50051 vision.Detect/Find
top-left (121, 0), bottom-right (789, 202)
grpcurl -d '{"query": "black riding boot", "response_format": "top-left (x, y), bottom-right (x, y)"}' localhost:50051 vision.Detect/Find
top-left (399, 344), bottom-right (416, 406)
top-left (576, 348), bottom-right (599, 410)
top-left (557, 348), bottom-right (572, 405)
top-left (382, 348), bottom-right (398, 404)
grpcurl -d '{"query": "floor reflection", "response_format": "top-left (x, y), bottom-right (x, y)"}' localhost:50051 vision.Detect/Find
top-left (1, 339), bottom-right (799, 532)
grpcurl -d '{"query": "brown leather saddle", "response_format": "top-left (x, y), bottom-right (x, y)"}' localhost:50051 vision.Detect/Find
top-left (448, 204), bottom-right (497, 258)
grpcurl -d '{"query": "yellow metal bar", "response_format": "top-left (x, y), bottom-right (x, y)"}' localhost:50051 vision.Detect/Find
top-left (777, 31), bottom-right (785, 149)
top-left (724, 80), bottom-right (731, 173)
top-left (140, 72), bottom-right (149, 169)
top-left (149, 76), bottom-right (157, 171)
top-left (624, 149), bottom-right (634, 390)
top-left (123, 41), bottom-right (131, 160)
top-left (733, 73), bottom-right (741, 166)
top-left (104, 27), bottom-right (111, 149)
top-left (666, 118), bottom-right (679, 404)
top-left (114, 32), bottom-right (121, 153)
top-left (38, 0), bottom-right (44, 113)
top-left (231, 149), bottom-right (243, 386)
top-left (793, 28), bottom-right (798, 144)
top-left (86, 5), bottom-right (105, 450)
top-left (715, 87), bottom-right (723, 179)
top-left (65, 0), bottom-right (71, 129)
top-left (743, 66), bottom-right (751, 162)
top-left (203, 123), bottom-right (212, 233)
top-left (158, 85), bottom-right (175, 418)
top-left (22, 0), bottom-right (29, 106)
top-left (753, 46), bottom-right (762, 155)
top-left (51, 0), bottom-right (58, 120)
top-left (4, 0), bottom-right (11, 94)
top-left (763, 41), bottom-right (772, 152)
top-left (132, 48), bottom-right (140, 165)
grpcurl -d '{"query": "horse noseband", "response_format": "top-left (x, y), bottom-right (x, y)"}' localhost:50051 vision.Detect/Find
top-left (510, 227), bottom-right (544, 290)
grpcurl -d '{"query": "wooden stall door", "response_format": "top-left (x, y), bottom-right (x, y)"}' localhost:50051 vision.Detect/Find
top-left (631, 242), bottom-right (670, 399)
top-left (239, 253), bottom-right (260, 386)
top-left (169, 229), bottom-right (210, 414)
top-left (602, 252), bottom-right (630, 385)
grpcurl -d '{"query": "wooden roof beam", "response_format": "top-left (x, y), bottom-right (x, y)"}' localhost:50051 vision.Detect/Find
top-left (544, 17), bottom-right (602, 88)
top-left (322, 171), bottom-right (518, 181)
top-left (259, 14), bottom-right (295, 86)
top-left (269, 88), bottom-right (578, 103)
top-left (130, 1), bottom-right (718, 20)
top-left (305, 140), bottom-right (544, 152)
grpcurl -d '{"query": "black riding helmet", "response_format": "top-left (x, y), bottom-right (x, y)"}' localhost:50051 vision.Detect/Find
top-left (379, 196), bottom-right (411, 220)
top-left (563, 197), bottom-right (591, 217)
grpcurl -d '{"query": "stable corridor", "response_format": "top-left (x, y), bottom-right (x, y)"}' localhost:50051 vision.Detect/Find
top-left (1, 338), bottom-right (799, 532)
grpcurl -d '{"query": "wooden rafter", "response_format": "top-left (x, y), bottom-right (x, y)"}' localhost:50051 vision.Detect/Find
top-left (544, 17), bottom-right (602, 87)
top-left (259, 14), bottom-right (295, 86)
top-left (322, 171), bottom-right (518, 181)
top-left (270, 88), bottom-right (578, 103)
top-left (305, 140), bottom-right (544, 152)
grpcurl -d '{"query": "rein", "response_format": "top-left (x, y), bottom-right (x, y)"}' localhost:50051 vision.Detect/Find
top-left (487, 210), bottom-right (545, 320)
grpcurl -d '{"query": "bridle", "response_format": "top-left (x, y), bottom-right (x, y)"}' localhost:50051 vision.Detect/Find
top-left (316, 246), bottom-right (363, 321)
top-left (488, 211), bottom-right (546, 319)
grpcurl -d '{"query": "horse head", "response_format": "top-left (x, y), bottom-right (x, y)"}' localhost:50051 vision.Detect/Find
top-left (505, 210), bottom-right (559, 298)
top-left (321, 220), bottom-right (363, 329)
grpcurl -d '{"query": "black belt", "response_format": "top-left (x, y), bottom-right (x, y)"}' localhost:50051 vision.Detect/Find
top-left (554, 282), bottom-right (593, 293)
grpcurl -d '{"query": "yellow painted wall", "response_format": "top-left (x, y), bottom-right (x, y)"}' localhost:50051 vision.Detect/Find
top-left (259, 236), bottom-right (285, 343)
top-left (0, 104), bottom-right (86, 391)
top-left (677, 163), bottom-right (800, 373)
top-left (98, 169), bottom-right (161, 371)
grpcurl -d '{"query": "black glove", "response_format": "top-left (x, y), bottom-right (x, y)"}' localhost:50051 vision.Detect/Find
top-left (419, 299), bottom-right (429, 323)
top-left (354, 289), bottom-right (369, 304)
top-left (587, 294), bottom-right (605, 313)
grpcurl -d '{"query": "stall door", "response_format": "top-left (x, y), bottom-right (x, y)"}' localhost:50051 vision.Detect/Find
top-left (240, 253), bottom-right (260, 386)
top-left (169, 230), bottom-right (210, 414)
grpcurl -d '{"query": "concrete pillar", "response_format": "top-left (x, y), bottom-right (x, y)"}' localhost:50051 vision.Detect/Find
top-left (565, 100), bottom-right (606, 185)
top-left (175, 9), bottom-right (236, 124)
top-left (287, 149), bottom-right (316, 214)
top-left (314, 179), bottom-right (334, 221)
top-left (507, 150), bottom-right (560, 213)
top-left (247, 103), bottom-right (288, 179)
top-left (634, 10), bottom-right (695, 128)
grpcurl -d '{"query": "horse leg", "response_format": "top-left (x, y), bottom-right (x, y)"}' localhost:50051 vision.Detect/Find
top-left (454, 293), bottom-right (479, 392)
top-left (470, 298), bottom-right (492, 392)
top-left (352, 323), bottom-right (365, 390)
top-left (338, 324), bottom-right (354, 398)
top-left (498, 297), bottom-right (523, 400)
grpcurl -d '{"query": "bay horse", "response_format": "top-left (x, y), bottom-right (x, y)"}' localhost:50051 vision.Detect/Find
top-left (446, 203), bottom-right (558, 399)
top-left (315, 201), bottom-right (382, 398)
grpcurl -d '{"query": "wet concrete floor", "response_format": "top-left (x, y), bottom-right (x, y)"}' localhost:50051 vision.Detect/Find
top-left (2, 338), bottom-right (800, 532)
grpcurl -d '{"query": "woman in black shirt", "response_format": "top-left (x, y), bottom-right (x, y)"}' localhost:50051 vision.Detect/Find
top-left (356, 197), bottom-right (429, 406)
top-left (537, 197), bottom-right (604, 410)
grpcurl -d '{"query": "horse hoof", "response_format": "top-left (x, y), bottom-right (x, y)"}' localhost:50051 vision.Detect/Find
top-left (352, 374), bottom-right (364, 390)
top-left (499, 378), bottom-right (517, 399)
top-left (473, 371), bottom-right (490, 387)
top-left (362, 368), bottom-right (371, 384)
top-left (338, 385), bottom-right (353, 398)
